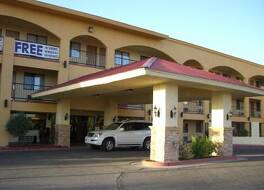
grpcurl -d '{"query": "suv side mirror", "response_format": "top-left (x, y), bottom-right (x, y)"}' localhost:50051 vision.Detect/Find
top-left (119, 128), bottom-right (125, 131)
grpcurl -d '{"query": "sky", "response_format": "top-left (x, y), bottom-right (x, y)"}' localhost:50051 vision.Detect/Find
top-left (39, 0), bottom-right (264, 65)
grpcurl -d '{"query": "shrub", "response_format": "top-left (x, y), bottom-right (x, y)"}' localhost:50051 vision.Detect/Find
top-left (191, 136), bottom-right (216, 158)
top-left (179, 143), bottom-right (193, 160)
top-left (6, 113), bottom-right (33, 137)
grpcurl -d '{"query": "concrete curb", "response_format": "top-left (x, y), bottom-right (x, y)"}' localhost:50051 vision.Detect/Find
top-left (142, 156), bottom-right (237, 167)
top-left (0, 145), bottom-right (69, 152)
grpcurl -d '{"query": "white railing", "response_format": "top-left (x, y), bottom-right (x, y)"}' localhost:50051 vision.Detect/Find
top-left (0, 37), bottom-right (3, 51)
top-left (183, 101), bottom-right (203, 114)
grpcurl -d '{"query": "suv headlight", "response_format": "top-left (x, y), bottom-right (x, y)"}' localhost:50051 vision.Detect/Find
top-left (93, 133), bottom-right (103, 138)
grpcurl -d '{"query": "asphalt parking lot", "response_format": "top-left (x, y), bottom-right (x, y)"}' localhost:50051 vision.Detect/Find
top-left (0, 146), bottom-right (263, 190)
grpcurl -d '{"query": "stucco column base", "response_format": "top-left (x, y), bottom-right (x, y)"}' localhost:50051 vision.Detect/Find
top-left (209, 127), bottom-right (233, 156)
top-left (55, 124), bottom-right (70, 147)
top-left (150, 126), bottom-right (180, 163)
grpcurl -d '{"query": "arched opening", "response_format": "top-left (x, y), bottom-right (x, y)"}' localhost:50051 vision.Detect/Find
top-left (0, 15), bottom-right (60, 46)
top-left (114, 45), bottom-right (175, 66)
top-left (209, 66), bottom-right (244, 81)
top-left (249, 75), bottom-right (264, 89)
top-left (183, 59), bottom-right (203, 70)
top-left (69, 35), bottom-right (106, 68)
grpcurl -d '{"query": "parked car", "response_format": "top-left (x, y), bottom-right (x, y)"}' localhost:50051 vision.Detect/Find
top-left (85, 120), bottom-right (152, 151)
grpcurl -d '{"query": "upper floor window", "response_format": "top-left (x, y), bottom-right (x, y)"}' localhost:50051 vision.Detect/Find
top-left (24, 73), bottom-right (44, 91)
top-left (236, 99), bottom-right (244, 110)
top-left (6, 30), bottom-right (19, 40)
top-left (70, 42), bottom-right (81, 58)
top-left (140, 55), bottom-right (149, 60)
top-left (27, 33), bottom-right (47, 44)
top-left (115, 50), bottom-right (130, 65)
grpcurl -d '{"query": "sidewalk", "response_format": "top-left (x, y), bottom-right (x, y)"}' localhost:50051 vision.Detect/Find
top-left (0, 145), bottom-right (69, 152)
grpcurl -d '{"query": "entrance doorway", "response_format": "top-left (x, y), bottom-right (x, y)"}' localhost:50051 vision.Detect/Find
top-left (70, 115), bottom-right (103, 145)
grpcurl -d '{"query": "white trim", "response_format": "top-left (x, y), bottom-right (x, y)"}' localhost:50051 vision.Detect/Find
top-left (145, 69), bottom-right (264, 96)
top-left (32, 68), bottom-right (147, 98)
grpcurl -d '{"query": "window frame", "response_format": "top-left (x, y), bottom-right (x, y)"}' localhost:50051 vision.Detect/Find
top-left (27, 33), bottom-right (48, 45)
top-left (23, 73), bottom-right (44, 91)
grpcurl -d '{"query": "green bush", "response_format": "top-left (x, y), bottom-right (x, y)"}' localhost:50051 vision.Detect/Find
top-left (191, 136), bottom-right (216, 158)
top-left (6, 113), bottom-right (33, 137)
top-left (179, 143), bottom-right (193, 160)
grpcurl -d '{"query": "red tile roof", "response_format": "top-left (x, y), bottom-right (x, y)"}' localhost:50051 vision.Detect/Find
top-left (45, 57), bottom-right (256, 91)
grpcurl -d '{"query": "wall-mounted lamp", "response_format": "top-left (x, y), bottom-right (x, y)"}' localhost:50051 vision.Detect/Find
top-left (4, 99), bottom-right (8, 108)
top-left (180, 112), bottom-right (184, 118)
top-left (147, 109), bottom-right (152, 116)
top-left (88, 26), bottom-right (94, 33)
top-left (153, 106), bottom-right (160, 117)
top-left (207, 113), bottom-right (211, 119)
top-left (247, 116), bottom-right (251, 121)
top-left (170, 106), bottom-right (177, 118)
top-left (63, 60), bottom-right (68, 68)
top-left (226, 111), bottom-right (233, 120)
top-left (64, 113), bottom-right (68, 121)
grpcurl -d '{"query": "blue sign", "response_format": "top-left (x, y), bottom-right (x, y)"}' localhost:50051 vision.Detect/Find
top-left (15, 40), bottom-right (59, 59)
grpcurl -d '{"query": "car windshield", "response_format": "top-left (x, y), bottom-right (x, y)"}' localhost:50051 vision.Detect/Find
top-left (104, 122), bottom-right (122, 130)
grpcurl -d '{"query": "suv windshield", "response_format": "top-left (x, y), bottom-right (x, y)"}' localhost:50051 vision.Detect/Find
top-left (104, 122), bottom-right (122, 130)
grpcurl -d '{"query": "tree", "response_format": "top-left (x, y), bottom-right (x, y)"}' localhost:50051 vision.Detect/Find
top-left (6, 113), bottom-right (33, 137)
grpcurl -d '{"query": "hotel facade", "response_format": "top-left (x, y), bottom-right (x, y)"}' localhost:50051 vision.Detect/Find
top-left (0, 0), bottom-right (264, 155)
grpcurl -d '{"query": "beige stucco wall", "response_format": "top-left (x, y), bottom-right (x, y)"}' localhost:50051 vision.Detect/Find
top-left (0, 1), bottom-right (264, 146)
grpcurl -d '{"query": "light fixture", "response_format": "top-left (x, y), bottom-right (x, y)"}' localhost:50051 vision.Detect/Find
top-left (63, 60), bottom-right (68, 68)
top-left (88, 26), bottom-right (94, 33)
top-left (170, 106), bottom-right (177, 118)
top-left (64, 113), bottom-right (68, 121)
top-left (247, 116), bottom-right (251, 121)
top-left (153, 106), bottom-right (160, 117)
top-left (4, 99), bottom-right (8, 108)
top-left (226, 111), bottom-right (233, 120)
top-left (147, 109), bottom-right (151, 116)
top-left (207, 113), bottom-right (211, 119)
top-left (180, 112), bottom-right (184, 118)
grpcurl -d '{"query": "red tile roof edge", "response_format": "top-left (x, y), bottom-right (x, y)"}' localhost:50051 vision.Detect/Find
top-left (34, 57), bottom-right (261, 95)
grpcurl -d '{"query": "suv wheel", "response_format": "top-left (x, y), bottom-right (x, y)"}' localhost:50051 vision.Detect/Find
top-left (143, 137), bottom-right (151, 151)
top-left (102, 138), bottom-right (115, 152)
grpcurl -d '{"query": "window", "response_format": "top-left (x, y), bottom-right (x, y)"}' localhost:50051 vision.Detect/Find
top-left (250, 99), bottom-right (261, 117)
top-left (24, 73), bottom-right (44, 90)
top-left (236, 99), bottom-right (243, 110)
top-left (183, 123), bottom-right (188, 133)
top-left (27, 33), bottom-right (47, 44)
top-left (140, 55), bottom-right (149, 60)
top-left (196, 121), bottom-right (203, 133)
top-left (255, 80), bottom-right (261, 88)
top-left (70, 42), bottom-right (81, 58)
top-left (133, 123), bottom-right (151, 131)
top-left (233, 122), bottom-right (251, 137)
top-left (6, 30), bottom-right (19, 39)
top-left (115, 50), bottom-right (130, 65)
top-left (122, 122), bottom-right (136, 131)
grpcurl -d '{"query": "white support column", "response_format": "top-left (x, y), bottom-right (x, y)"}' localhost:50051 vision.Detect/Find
top-left (104, 100), bottom-right (118, 126)
top-left (150, 83), bottom-right (180, 162)
top-left (210, 92), bottom-right (233, 156)
top-left (55, 99), bottom-right (71, 147)
top-left (251, 122), bottom-right (260, 137)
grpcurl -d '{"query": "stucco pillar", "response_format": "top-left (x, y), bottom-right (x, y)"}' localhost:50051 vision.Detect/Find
top-left (209, 92), bottom-right (233, 156)
top-left (104, 100), bottom-right (118, 126)
top-left (244, 97), bottom-right (250, 118)
top-left (105, 47), bottom-right (115, 69)
top-left (58, 38), bottom-right (70, 84)
top-left (251, 122), bottom-right (260, 137)
top-left (150, 83), bottom-right (180, 162)
top-left (0, 37), bottom-right (14, 146)
top-left (55, 99), bottom-right (71, 147)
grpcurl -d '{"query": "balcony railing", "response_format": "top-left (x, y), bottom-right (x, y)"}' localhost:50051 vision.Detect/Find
top-left (114, 57), bottom-right (137, 66)
top-left (12, 83), bottom-right (54, 102)
top-left (250, 110), bottom-right (261, 118)
top-left (118, 104), bottom-right (144, 110)
top-left (232, 109), bottom-right (244, 116)
top-left (0, 36), bottom-right (3, 52)
top-left (69, 50), bottom-right (105, 68)
top-left (183, 101), bottom-right (203, 114)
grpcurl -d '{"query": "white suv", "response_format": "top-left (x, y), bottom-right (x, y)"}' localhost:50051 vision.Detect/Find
top-left (85, 120), bottom-right (152, 151)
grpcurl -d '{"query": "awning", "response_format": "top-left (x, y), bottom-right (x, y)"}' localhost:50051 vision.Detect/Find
top-left (32, 57), bottom-right (264, 103)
